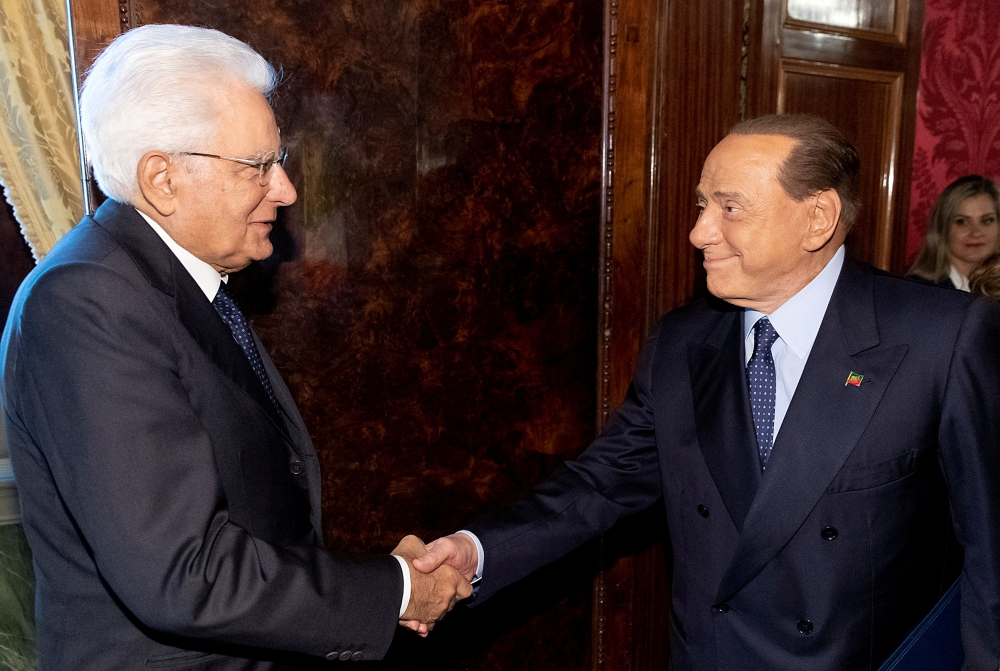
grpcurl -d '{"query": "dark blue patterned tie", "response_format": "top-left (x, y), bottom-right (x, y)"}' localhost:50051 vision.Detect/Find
top-left (747, 317), bottom-right (779, 469)
top-left (212, 284), bottom-right (279, 410)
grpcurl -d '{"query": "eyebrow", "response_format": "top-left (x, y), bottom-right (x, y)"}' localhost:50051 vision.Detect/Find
top-left (694, 188), bottom-right (747, 203)
top-left (713, 190), bottom-right (746, 202)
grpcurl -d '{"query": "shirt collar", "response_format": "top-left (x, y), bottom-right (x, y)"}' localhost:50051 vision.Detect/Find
top-left (744, 245), bottom-right (845, 360)
top-left (949, 264), bottom-right (971, 292)
top-left (136, 208), bottom-right (226, 301)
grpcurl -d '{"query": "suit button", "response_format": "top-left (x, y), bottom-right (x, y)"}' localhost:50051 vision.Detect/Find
top-left (290, 461), bottom-right (304, 475)
top-left (339, 651), bottom-right (353, 661)
top-left (351, 651), bottom-right (364, 661)
top-left (713, 603), bottom-right (729, 613)
top-left (697, 504), bottom-right (710, 518)
top-left (325, 652), bottom-right (338, 661)
top-left (797, 619), bottom-right (813, 635)
top-left (821, 526), bottom-right (838, 541)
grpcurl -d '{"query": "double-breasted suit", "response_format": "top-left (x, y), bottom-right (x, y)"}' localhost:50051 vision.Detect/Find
top-left (0, 200), bottom-right (401, 669)
top-left (468, 258), bottom-right (1000, 670)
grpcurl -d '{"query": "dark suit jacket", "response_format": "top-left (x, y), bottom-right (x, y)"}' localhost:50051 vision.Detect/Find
top-left (0, 200), bottom-right (402, 670)
top-left (468, 259), bottom-right (1000, 671)
top-left (906, 273), bottom-right (958, 290)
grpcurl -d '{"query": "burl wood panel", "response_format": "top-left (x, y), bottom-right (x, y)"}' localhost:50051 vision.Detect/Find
top-left (131, 0), bottom-right (603, 668)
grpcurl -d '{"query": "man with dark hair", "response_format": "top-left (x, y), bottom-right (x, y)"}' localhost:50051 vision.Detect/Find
top-left (408, 115), bottom-right (1000, 669)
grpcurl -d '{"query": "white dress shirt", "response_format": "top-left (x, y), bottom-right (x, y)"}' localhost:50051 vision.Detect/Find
top-left (948, 264), bottom-right (971, 292)
top-left (137, 209), bottom-right (227, 300)
top-left (136, 208), bottom-right (412, 617)
top-left (743, 245), bottom-right (845, 440)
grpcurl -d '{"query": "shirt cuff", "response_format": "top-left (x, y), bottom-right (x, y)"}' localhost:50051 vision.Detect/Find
top-left (392, 554), bottom-right (411, 618)
top-left (456, 529), bottom-right (484, 582)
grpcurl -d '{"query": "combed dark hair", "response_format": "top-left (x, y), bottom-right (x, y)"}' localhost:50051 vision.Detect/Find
top-left (730, 114), bottom-right (861, 231)
top-left (908, 175), bottom-right (1000, 281)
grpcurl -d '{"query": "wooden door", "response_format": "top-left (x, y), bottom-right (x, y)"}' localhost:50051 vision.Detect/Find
top-left (747, 0), bottom-right (926, 272)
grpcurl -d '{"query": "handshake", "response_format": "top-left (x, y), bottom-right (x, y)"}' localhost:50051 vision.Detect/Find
top-left (392, 533), bottom-right (480, 636)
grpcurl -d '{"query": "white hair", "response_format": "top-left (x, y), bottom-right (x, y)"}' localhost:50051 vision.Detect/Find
top-left (79, 24), bottom-right (278, 203)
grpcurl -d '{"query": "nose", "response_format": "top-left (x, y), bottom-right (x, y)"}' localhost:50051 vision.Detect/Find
top-left (267, 164), bottom-right (297, 206)
top-left (689, 208), bottom-right (718, 249)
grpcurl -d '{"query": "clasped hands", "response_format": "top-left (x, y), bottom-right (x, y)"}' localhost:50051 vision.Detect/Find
top-left (392, 533), bottom-right (479, 636)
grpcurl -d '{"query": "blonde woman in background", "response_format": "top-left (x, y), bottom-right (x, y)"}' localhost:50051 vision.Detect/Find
top-left (909, 175), bottom-right (1000, 290)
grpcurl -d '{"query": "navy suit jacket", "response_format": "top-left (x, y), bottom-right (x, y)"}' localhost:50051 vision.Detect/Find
top-left (468, 259), bottom-right (1000, 670)
top-left (0, 200), bottom-right (402, 669)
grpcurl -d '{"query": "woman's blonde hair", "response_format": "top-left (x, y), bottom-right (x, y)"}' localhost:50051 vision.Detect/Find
top-left (909, 175), bottom-right (1000, 281)
top-left (970, 252), bottom-right (1000, 299)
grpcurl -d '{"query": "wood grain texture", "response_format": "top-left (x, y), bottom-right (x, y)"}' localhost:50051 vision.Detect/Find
top-left (594, 0), bottom-right (743, 669)
top-left (786, 0), bottom-right (909, 43)
top-left (594, 0), bottom-right (664, 664)
top-left (778, 60), bottom-right (903, 268)
top-left (66, 0), bottom-right (119, 78)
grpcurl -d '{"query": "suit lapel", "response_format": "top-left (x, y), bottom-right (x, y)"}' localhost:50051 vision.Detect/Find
top-left (173, 272), bottom-right (288, 435)
top-left (92, 200), bottom-right (290, 439)
top-left (715, 259), bottom-right (908, 604)
top-left (688, 304), bottom-right (761, 532)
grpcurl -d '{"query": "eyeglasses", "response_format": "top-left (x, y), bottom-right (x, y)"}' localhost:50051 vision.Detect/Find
top-left (178, 147), bottom-right (289, 186)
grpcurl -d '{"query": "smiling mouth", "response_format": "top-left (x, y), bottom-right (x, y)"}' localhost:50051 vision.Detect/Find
top-left (703, 256), bottom-right (735, 265)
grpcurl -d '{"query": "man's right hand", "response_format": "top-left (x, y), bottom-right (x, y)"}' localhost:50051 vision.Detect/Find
top-left (394, 535), bottom-right (472, 636)
top-left (412, 533), bottom-right (479, 582)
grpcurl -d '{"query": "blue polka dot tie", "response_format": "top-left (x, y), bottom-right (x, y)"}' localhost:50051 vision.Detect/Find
top-left (212, 284), bottom-right (279, 410)
top-left (747, 317), bottom-right (779, 469)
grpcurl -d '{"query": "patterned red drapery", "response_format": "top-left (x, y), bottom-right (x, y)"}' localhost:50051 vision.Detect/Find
top-left (906, 0), bottom-right (1000, 264)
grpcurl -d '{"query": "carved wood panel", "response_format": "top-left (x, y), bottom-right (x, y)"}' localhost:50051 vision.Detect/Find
top-left (786, 0), bottom-right (909, 43)
top-left (594, 0), bottom-right (744, 669)
top-left (777, 60), bottom-right (904, 269)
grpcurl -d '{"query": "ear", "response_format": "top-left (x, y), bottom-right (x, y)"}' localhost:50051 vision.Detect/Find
top-left (136, 151), bottom-right (179, 217)
top-left (802, 188), bottom-right (843, 252)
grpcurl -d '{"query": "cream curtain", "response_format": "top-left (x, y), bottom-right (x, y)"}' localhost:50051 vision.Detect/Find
top-left (0, 0), bottom-right (83, 260)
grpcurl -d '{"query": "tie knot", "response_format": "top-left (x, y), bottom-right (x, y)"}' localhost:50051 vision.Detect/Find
top-left (753, 317), bottom-right (778, 353)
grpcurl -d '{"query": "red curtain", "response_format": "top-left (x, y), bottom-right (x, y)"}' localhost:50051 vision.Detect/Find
top-left (906, 0), bottom-right (1000, 264)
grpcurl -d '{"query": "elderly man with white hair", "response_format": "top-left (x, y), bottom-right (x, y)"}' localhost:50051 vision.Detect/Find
top-left (0, 24), bottom-right (469, 670)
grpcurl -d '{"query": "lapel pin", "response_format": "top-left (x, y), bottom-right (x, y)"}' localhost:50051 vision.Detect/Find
top-left (845, 371), bottom-right (864, 387)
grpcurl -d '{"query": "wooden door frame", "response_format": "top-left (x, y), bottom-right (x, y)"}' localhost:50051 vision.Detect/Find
top-left (593, 0), bottom-right (746, 668)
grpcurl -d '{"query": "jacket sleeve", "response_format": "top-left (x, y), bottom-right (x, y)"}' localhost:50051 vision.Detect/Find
top-left (937, 297), bottom-right (1000, 670)
top-left (6, 261), bottom-right (402, 660)
top-left (468, 321), bottom-right (664, 602)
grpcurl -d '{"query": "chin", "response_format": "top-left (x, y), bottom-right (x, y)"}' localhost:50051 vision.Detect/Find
top-left (705, 275), bottom-right (734, 299)
top-left (249, 240), bottom-right (274, 262)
